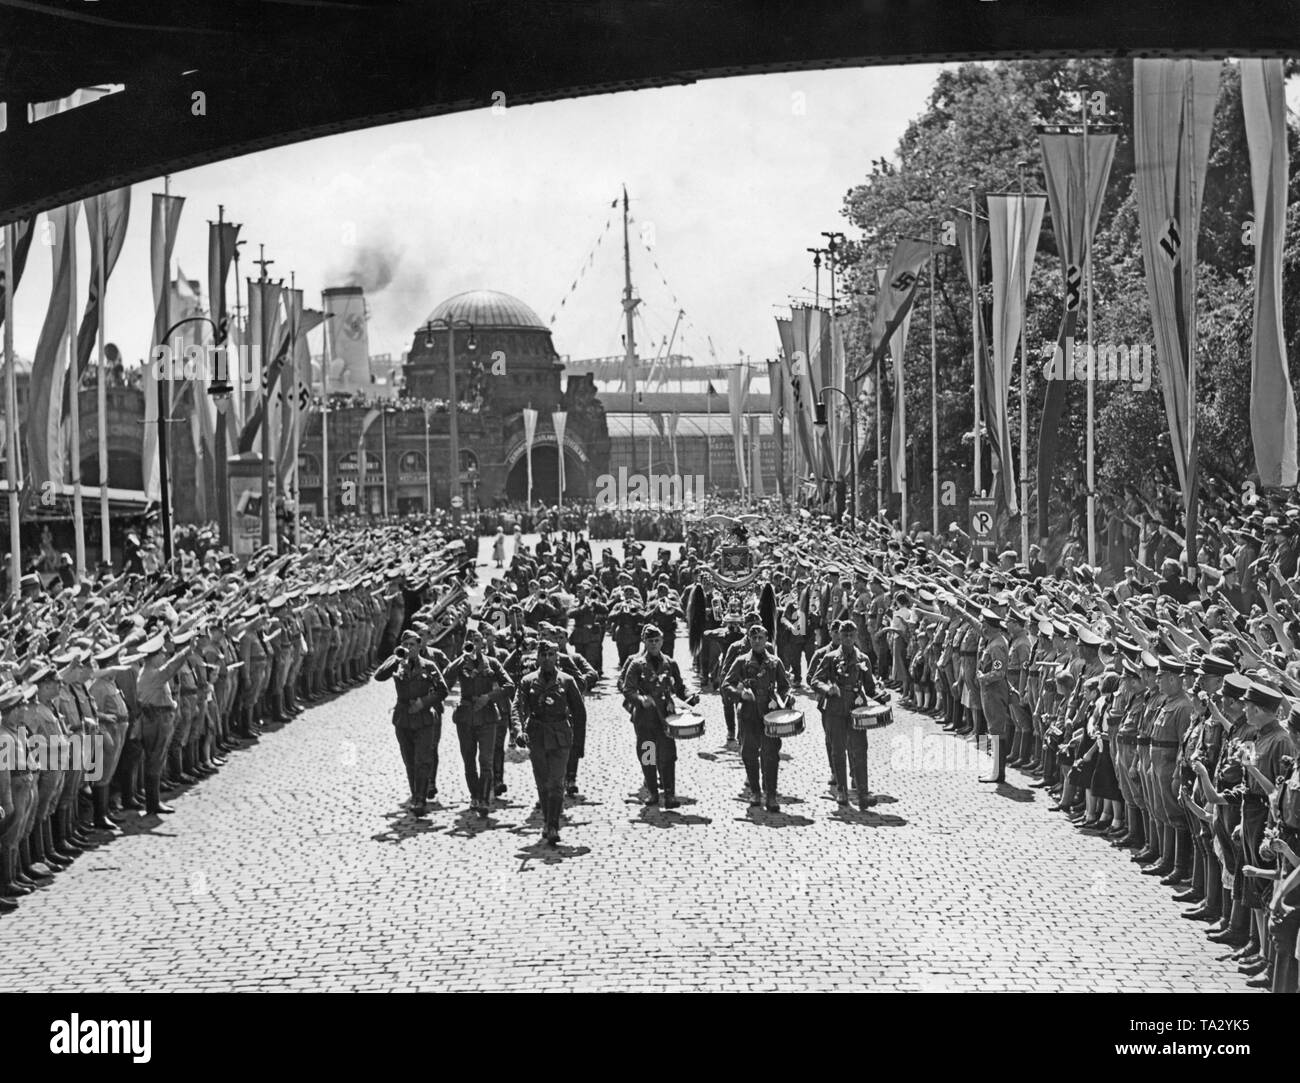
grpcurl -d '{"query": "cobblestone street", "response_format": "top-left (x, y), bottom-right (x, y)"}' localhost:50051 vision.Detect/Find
top-left (0, 542), bottom-right (1256, 992)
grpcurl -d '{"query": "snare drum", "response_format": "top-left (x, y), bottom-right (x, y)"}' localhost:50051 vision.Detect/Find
top-left (664, 712), bottom-right (706, 740)
top-left (763, 707), bottom-right (805, 738)
top-left (850, 696), bottom-right (894, 731)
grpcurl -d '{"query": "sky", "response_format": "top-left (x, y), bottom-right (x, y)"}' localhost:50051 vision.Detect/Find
top-left (5, 63), bottom-right (946, 372)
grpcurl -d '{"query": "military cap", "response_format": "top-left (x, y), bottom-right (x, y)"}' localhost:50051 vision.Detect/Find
top-left (1246, 681), bottom-right (1285, 711)
top-left (173, 629), bottom-right (197, 646)
top-left (1077, 627), bottom-right (1104, 648)
top-left (979, 608), bottom-right (1004, 629)
top-left (27, 661), bottom-right (56, 685)
top-left (268, 595), bottom-right (288, 611)
top-left (1197, 654), bottom-right (1235, 677)
top-left (50, 649), bottom-right (78, 666)
top-left (1120, 655), bottom-right (1143, 677)
top-left (1223, 673), bottom-right (1252, 700)
top-left (1005, 607), bottom-right (1027, 625)
top-left (1140, 650), bottom-right (1160, 671)
top-left (0, 683), bottom-right (23, 710)
top-left (1037, 618), bottom-right (1055, 636)
top-left (93, 641), bottom-right (123, 664)
top-left (1157, 655), bottom-right (1185, 675)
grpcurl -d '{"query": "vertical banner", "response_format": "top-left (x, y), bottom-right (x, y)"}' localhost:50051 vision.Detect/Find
top-left (552, 410), bottom-right (567, 505)
top-left (727, 364), bottom-right (751, 492)
top-left (0, 217), bottom-right (34, 335)
top-left (766, 358), bottom-right (787, 502)
top-left (1134, 58), bottom-right (1221, 551)
top-left (75, 188), bottom-right (131, 380)
top-left (790, 307), bottom-right (832, 474)
top-left (321, 286), bottom-right (370, 392)
top-left (1241, 58), bottom-right (1298, 488)
top-left (276, 288), bottom-right (305, 493)
top-left (26, 204), bottom-right (80, 491)
top-left (888, 303), bottom-right (914, 494)
top-left (142, 193), bottom-right (184, 502)
top-left (236, 280), bottom-right (284, 452)
top-left (749, 414), bottom-right (764, 497)
top-left (666, 411), bottom-right (681, 482)
top-left (1036, 128), bottom-right (1118, 534)
top-left (776, 315), bottom-right (814, 479)
top-left (522, 407), bottom-right (538, 511)
top-left (957, 215), bottom-right (996, 500)
top-left (987, 192), bottom-right (1046, 515)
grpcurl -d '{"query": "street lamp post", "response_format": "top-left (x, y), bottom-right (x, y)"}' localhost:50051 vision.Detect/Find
top-left (207, 347), bottom-right (235, 550)
top-left (815, 386), bottom-right (857, 528)
top-left (420, 318), bottom-right (477, 514)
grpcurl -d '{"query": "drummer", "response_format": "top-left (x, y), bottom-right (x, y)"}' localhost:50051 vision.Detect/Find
top-left (620, 624), bottom-right (697, 809)
top-left (810, 618), bottom-right (879, 810)
top-left (721, 623), bottom-right (793, 812)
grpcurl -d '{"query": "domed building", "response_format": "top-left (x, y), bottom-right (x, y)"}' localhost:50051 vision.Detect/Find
top-left (402, 289), bottom-right (609, 507)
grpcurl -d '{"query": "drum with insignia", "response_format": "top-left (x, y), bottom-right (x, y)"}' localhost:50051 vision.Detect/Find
top-left (664, 711), bottom-right (706, 740)
top-left (851, 695), bottom-right (894, 731)
top-left (763, 707), bottom-right (805, 737)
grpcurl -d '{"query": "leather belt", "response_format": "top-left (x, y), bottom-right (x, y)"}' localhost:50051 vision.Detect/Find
top-left (1116, 736), bottom-right (1138, 746)
top-left (959, 651), bottom-right (976, 657)
top-left (1135, 736), bottom-right (1152, 746)
top-left (1149, 739), bottom-right (1179, 749)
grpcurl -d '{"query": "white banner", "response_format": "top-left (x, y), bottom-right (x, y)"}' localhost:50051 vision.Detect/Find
top-left (523, 407), bottom-right (538, 510)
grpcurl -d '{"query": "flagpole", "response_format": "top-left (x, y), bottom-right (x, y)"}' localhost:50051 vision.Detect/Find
top-left (875, 351), bottom-right (883, 516)
top-left (1182, 69), bottom-right (1199, 565)
top-left (930, 219), bottom-right (939, 535)
top-left (4, 223), bottom-right (20, 596)
top-left (1018, 161), bottom-right (1030, 564)
top-left (160, 176), bottom-right (175, 567)
top-left (257, 258), bottom-right (272, 550)
top-left (92, 195), bottom-right (110, 569)
top-left (900, 334), bottom-right (908, 533)
top-left (970, 184), bottom-right (982, 508)
top-left (705, 384), bottom-right (713, 495)
top-left (66, 203), bottom-right (85, 578)
top-left (320, 294), bottom-right (331, 525)
top-left (379, 406), bottom-right (390, 518)
top-left (1082, 88), bottom-right (1096, 567)
top-left (292, 288), bottom-right (302, 548)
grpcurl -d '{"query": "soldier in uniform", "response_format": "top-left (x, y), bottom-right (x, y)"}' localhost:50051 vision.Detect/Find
top-left (443, 624), bottom-right (515, 817)
top-left (722, 623), bottom-right (792, 812)
top-left (568, 581), bottom-right (607, 678)
top-left (955, 614), bottom-right (982, 736)
top-left (87, 643), bottom-right (131, 831)
top-left (620, 624), bottom-right (697, 808)
top-left (1141, 655), bottom-right (1196, 881)
top-left (976, 609), bottom-right (1012, 783)
top-left (374, 627), bottom-right (449, 815)
top-left (1174, 654), bottom-right (1234, 907)
top-left (609, 584), bottom-right (646, 665)
top-left (137, 633), bottom-right (197, 816)
top-left (0, 685), bottom-right (37, 906)
top-left (516, 640), bottom-right (587, 845)
top-left (809, 619), bottom-right (879, 810)
top-left (1004, 609), bottom-right (1034, 768)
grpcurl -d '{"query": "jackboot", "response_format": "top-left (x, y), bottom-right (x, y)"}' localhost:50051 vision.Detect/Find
top-left (1159, 828), bottom-right (1193, 885)
top-left (1173, 842), bottom-right (1206, 902)
top-left (1143, 825), bottom-right (1177, 876)
top-left (641, 765), bottom-right (660, 805)
top-left (660, 762), bottom-right (680, 809)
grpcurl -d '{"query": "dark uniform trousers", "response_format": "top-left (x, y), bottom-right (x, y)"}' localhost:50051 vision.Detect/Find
top-left (138, 705), bottom-right (177, 812)
top-left (518, 673), bottom-right (583, 836)
top-left (375, 655), bottom-right (448, 803)
top-left (821, 711), bottom-right (868, 799)
top-left (455, 710), bottom-right (497, 802)
top-left (725, 654), bottom-right (790, 800)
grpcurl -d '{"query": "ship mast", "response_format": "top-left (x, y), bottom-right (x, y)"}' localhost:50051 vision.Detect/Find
top-left (623, 185), bottom-right (641, 476)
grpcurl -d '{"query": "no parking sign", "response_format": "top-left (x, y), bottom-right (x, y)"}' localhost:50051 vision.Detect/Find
top-left (968, 498), bottom-right (996, 546)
